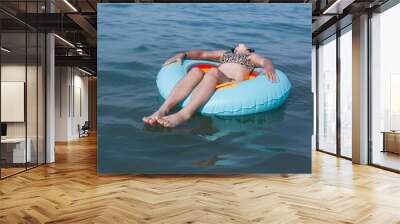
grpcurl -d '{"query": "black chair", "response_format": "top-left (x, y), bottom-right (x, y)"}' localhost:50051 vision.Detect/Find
top-left (78, 121), bottom-right (90, 138)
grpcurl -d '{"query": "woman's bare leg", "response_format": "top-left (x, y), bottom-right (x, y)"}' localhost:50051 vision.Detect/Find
top-left (143, 67), bottom-right (205, 125)
top-left (157, 68), bottom-right (225, 127)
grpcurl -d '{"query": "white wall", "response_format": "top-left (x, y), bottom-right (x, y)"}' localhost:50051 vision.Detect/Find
top-left (1, 64), bottom-right (26, 81)
top-left (55, 67), bottom-right (89, 141)
top-left (1, 82), bottom-right (25, 122)
top-left (70, 72), bottom-right (89, 138)
top-left (55, 66), bottom-right (70, 141)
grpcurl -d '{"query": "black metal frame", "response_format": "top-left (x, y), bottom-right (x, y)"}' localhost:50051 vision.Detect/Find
top-left (25, 2), bottom-right (28, 171)
top-left (336, 24), bottom-right (341, 158)
top-left (36, 0), bottom-right (39, 168)
top-left (315, 44), bottom-right (319, 151)
top-left (367, 10), bottom-right (372, 166)
top-left (0, 0), bottom-right (47, 180)
top-left (44, 0), bottom-right (47, 166)
top-left (0, 16), bottom-right (2, 179)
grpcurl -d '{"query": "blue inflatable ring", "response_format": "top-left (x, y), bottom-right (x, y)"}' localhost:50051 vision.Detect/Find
top-left (156, 59), bottom-right (291, 116)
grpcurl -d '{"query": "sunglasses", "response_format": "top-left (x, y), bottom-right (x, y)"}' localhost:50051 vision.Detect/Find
top-left (231, 47), bottom-right (255, 53)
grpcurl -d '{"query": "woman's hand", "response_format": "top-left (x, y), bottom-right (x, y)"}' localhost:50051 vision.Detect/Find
top-left (263, 67), bottom-right (277, 82)
top-left (163, 53), bottom-right (186, 66)
top-left (249, 55), bottom-right (278, 82)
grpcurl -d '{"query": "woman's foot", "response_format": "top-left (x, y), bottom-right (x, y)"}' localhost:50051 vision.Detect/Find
top-left (157, 111), bottom-right (191, 128)
top-left (143, 110), bottom-right (166, 126)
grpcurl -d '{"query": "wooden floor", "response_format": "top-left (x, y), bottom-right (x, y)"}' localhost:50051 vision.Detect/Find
top-left (372, 150), bottom-right (400, 171)
top-left (1, 135), bottom-right (400, 224)
top-left (1, 167), bottom-right (26, 178)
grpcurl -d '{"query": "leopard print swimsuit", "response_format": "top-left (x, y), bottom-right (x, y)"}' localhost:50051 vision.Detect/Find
top-left (219, 51), bottom-right (255, 71)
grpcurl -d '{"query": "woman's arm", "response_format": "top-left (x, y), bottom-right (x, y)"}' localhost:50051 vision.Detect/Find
top-left (249, 53), bottom-right (277, 82)
top-left (163, 50), bottom-right (225, 66)
top-left (185, 50), bottom-right (225, 60)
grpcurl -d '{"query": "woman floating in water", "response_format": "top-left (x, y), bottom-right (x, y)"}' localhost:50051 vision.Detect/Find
top-left (143, 43), bottom-right (277, 128)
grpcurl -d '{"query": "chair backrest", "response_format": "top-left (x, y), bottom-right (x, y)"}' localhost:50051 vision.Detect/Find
top-left (82, 121), bottom-right (90, 129)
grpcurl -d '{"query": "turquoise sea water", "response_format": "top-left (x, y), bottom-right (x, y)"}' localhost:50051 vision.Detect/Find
top-left (98, 3), bottom-right (312, 173)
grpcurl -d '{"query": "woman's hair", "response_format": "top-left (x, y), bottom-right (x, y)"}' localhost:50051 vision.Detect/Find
top-left (231, 45), bottom-right (255, 53)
